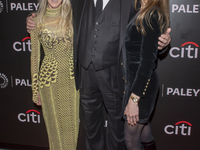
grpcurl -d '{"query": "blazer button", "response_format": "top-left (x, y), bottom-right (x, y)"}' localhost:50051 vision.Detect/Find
top-left (94, 35), bottom-right (97, 38)
top-left (124, 91), bottom-right (125, 94)
top-left (121, 63), bottom-right (123, 66)
top-left (146, 85), bottom-right (148, 88)
top-left (95, 29), bottom-right (98, 31)
top-left (148, 79), bottom-right (150, 81)
top-left (147, 82), bottom-right (149, 85)
top-left (92, 48), bottom-right (96, 51)
top-left (144, 89), bottom-right (147, 91)
top-left (143, 92), bottom-right (145, 95)
top-left (96, 22), bottom-right (99, 25)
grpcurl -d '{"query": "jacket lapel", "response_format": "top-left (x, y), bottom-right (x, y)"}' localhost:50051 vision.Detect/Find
top-left (119, 0), bottom-right (133, 54)
top-left (73, 0), bottom-right (87, 45)
top-left (72, 0), bottom-right (87, 64)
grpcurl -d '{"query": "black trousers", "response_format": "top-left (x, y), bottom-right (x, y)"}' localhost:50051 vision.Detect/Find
top-left (79, 63), bottom-right (125, 150)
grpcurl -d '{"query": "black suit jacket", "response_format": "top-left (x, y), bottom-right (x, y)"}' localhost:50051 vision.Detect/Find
top-left (71, 0), bottom-right (136, 97)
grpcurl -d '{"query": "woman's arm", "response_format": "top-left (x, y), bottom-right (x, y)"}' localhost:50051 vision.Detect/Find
top-left (130, 13), bottom-right (161, 97)
top-left (30, 23), bottom-right (41, 105)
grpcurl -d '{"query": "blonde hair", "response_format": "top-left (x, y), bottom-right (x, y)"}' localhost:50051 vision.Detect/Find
top-left (36, 0), bottom-right (73, 38)
top-left (135, 0), bottom-right (169, 35)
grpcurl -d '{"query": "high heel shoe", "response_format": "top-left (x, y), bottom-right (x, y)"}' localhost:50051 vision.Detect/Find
top-left (141, 140), bottom-right (156, 150)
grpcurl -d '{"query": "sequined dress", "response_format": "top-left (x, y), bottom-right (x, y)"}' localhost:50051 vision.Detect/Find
top-left (30, 7), bottom-right (79, 150)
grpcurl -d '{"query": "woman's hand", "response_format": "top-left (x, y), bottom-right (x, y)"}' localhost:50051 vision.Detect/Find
top-left (124, 93), bottom-right (140, 126)
top-left (36, 93), bottom-right (42, 106)
top-left (26, 13), bottom-right (36, 33)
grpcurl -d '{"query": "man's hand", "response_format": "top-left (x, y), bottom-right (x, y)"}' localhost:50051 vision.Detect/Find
top-left (26, 13), bottom-right (36, 33)
top-left (158, 28), bottom-right (171, 50)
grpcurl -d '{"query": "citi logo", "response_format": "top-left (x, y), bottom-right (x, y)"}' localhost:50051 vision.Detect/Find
top-left (10, 3), bottom-right (39, 11)
top-left (172, 4), bottom-right (199, 13)
top-left (169, 42), bottom-right (199, 59)
top-left (0, 73), bottom-right (9, 89)
top-left (164, 121), bottom-right (192, 136)
top-left (18, 109), bottom-right (41, 123)
top-left (13, 37), bottom-right (31, 52)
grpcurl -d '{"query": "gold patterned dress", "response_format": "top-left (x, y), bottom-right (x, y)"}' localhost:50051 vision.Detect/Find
top-left (30, 7), bottom-right (79, 150)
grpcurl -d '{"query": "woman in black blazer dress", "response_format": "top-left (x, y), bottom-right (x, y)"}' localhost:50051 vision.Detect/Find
top-left (122, 0), bottom-right (169, 149)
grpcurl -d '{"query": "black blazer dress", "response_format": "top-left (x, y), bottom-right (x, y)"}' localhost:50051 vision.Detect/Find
top-left (122, 11), bottom-right (162, 124)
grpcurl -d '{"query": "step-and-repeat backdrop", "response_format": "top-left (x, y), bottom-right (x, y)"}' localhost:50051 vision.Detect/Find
top-left (0, 0), bottom-right (199, 149)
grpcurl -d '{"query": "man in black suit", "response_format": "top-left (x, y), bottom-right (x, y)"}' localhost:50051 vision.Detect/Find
top-left (72, 1), bottom-right (170, 149)
top-left (27, 0), bottom-right (171, 149)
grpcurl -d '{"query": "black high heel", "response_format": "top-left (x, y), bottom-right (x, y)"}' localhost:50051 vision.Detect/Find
top-left (141, 140), bottom-right (156, 150)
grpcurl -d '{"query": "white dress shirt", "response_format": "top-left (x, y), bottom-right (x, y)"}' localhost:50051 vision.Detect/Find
top-left (94, 0), bottom-right (110, 10)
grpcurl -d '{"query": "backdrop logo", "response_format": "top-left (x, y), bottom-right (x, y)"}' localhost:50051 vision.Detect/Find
top-left (167, 87), bottom-right (200, 97)
top-left (164, 121), bottom-right (192, 136)
top-left (10, 2), bottom-right (39, 11)
top-left (18, 109), bottom-right (41, 123)
top-left (13, 37), bottom-right (31, 52)
top-left (0, 73), bottom-right (9, 88)
top-left (170, 42), bottom-right (199, 59)
top-left (172, 4), bottom-right (199, 13)
top-left (15, 78), bottom-right (31, 87)
top-left (0, 1), bottom-right (3, 13)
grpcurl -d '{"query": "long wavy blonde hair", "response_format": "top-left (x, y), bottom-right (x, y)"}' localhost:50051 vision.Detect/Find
top-left (135, 0), bottom-right (169, 35)
top-left (36, 0), bottom-right (73, 38)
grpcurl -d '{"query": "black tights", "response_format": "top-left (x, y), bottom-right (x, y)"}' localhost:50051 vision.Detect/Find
top-left (124, 121), bottom-right (154, 150)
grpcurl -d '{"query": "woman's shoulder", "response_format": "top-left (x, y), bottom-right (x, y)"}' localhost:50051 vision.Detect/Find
top-left (144, 6), bottom-right (163, 27)
top-left (142, 7), bottom-right (162, 32)
top-left (148, 6), bottom-right (161, 20)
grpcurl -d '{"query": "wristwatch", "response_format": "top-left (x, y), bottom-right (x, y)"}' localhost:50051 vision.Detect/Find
top-left (130, 95), bottom-right (140, 103)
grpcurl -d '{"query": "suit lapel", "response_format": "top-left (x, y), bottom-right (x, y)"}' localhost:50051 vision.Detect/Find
top-left (119, 0), bottom-right (132, 51)
top-left (73, 0), bottom-right (87, 64)
top-left (74, 0), bottom-right (87, 46)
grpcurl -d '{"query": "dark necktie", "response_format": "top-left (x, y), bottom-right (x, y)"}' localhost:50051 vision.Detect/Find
top-left (95, 0), bottom-right (103, 19)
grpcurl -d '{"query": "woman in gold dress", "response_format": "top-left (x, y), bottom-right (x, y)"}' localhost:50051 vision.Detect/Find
top-left (30, 0), bottom-right (79, 149)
